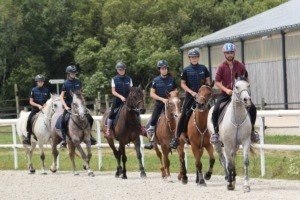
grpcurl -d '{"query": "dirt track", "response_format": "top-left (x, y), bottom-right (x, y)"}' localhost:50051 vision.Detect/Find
top-left (0, 170), bottom-right (299, 200)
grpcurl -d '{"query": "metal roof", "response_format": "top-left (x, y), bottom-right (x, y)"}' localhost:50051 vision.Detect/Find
top-left (181, 0), bottom-right (300, 50)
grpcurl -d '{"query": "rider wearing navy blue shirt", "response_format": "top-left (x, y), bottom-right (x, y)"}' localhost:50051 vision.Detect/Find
top-left (23, 75), bottom-right (50, 145)
top-left (60, 65), bottom-right (97, 148)
top-left (169, 48), bottom-right (211, 149)
top-left (144, 60), bottom-right (177, 150)
top-left (105, 62), bottom-right (133, 137)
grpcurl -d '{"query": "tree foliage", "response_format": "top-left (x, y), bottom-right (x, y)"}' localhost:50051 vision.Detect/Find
top-left (0, 0), bottom-right (286, 104)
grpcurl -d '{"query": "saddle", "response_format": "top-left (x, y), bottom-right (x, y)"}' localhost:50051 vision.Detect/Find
top-left (217, 99), bottom-right (231, 125)
top-left (55, 112), bottom-right (71, 130)
top-left (104, 105), bottom-right (123, 127)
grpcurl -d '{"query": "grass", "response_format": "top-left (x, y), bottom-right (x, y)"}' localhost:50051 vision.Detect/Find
top-left (1, 125), bottom-right (300, 180)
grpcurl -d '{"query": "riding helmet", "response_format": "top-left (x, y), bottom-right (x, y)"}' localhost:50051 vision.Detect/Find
top-left (188, 48), bottom-right (200, 57)
top-left (35, 74), bottom-right (45, 82)
top-left (222, 43), bottom-right (236, 52)
top-left (66, 65), bottom-right (78, 74)
top-left (115, 62), bottom-right (126, 70)
top-left (156, 60), bottom-right (169, 69)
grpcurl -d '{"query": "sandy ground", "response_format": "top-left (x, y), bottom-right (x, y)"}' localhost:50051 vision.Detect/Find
top-left (0, 170), bottom-right (299, 200)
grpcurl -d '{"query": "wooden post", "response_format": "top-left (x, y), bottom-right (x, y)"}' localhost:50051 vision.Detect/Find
top-left (105, 94), bottom-right (109, 110)
top-left (97, 92), bottom-right (101, 114)
top-left (14, 84), bottom-right (19, 118)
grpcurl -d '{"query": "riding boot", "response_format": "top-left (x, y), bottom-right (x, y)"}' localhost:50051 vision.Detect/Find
top-left (22, 132), bottom-right (31, 145)
top-left (59, 129), bottom-right (67, 148)
top-left (250, 127), bottom-right (260, 143)
top-left (210, 127), bottom-right (220, 144)
top-left (90, 135), bottom-right (97, 145)
top-left (105, 119), bottom-right (113, 137)
top-left (144, 126), bottom-right (155, 150)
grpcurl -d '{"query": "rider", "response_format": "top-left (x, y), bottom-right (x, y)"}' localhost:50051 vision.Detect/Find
top-left (210, 42), bottom-right (259, 144)
top-left (105, 62), bottom-right (133, 137)
top-left (60, 65), bottom-right (97, 148)
top-left (144, 60), bottom-right (178, 150)
top-left (169, 48), bottom-right (211, 149)
top-left (23, 75), bottom-right (50, 145)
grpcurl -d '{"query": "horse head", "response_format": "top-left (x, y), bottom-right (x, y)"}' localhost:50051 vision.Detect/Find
top-left (234, 72), bottom-right (252, 108)
top-left (165, 90), bottom-right (182, 119)
top-left (71, 90), bottom-right (87, 120)
top-left (195, 81), bottom-right (214, 112)
top-left (126, 86), bottom-right (146, 114)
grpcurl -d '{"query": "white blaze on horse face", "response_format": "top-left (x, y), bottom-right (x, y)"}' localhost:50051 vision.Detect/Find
top-left (74, 94), bottom-right (85, 117)
top-left (171, 97), bottom-right (181, 118)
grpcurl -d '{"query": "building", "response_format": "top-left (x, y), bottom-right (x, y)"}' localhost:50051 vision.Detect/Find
top-left (180, 0), bottom-right (300, 109)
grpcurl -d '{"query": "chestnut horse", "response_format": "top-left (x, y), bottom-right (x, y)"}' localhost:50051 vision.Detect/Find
top-left (101, 86), bottom-right (146, 179)
top-left (177, 81), bottom-right (215, 186)
top-left (153, 91), bottom-right (181, 179)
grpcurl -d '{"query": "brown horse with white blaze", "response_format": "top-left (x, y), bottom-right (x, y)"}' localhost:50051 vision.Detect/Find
top-left (101, 86), bottom-right (146, 179)
top-left (153, 91), bottom-right (181, 179)
top-left (177, 81), bottom-right (215, 186)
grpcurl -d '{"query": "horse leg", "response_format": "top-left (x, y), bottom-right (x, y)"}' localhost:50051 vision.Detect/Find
top-left (107, 138), bottom-right (122, 178)
top-left (68, 141), bottom-right (79, 176)
top-left (191, 146), bottom-right (206, 186)
top-left (243, 145), bottom-right (251, 192)
top-left (161, 144), bottom-right (170, 178)
top-left (154, 144), bottom-right (166, 178)
top-left (204, 143), bottom-right (215, 180)
top-left (83, 140), bottom-right (94, 177)
top-left (119, 143), bottom-right (128, 179)
top-left (134, 138), bottom-right (146, 178)
top-left (214, 143), bottom-right (228, 180)
top-left (38, 143), bottom-right (47, 175)
top-left (50, 136), bottom-right (60, 173)
top-left (24, 144), bottom-right (36, 174)
top-left (177, 140), bottom-right (188, 184)
top-left (225, 148), bottom-right (236, 190)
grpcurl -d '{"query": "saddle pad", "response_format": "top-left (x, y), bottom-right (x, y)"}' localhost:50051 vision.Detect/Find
top-left (55, 115), bottom-right (63, 130)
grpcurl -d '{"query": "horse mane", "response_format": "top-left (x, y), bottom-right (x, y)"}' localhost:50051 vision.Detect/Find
top-left (126, 86), bottom-right (143, 107)
top-left (73, 90), bottom-right (86, 104)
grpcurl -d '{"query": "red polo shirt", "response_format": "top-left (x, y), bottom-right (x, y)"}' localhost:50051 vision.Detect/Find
top-left (214, 60), bottom-right (246, 92)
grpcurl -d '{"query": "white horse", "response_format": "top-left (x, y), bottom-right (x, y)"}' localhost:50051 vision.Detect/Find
top-left (17, 94), bottom-right (63, 174)
top-left (207, 72), bottom-right (253, 192)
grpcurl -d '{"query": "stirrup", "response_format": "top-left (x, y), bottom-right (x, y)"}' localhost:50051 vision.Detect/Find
top-left (90, 136), bottom-right (97, 145)
top-left (59, 140), bottom-right (67, 149)
top-left (251, 131), bottom-right (260, 143)
top-left (22, 137), bottom-right (31, 145)
top-left (144, 141), bottom-right (154, 150)
top-left (169, 138), bottom-right (179, 149)
top-left (210, 133), bottom-right (219, 144)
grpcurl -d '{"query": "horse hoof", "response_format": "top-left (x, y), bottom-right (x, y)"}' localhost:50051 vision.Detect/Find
top-left (243, 185), bottom-right (251, 193)
top-left (29, 169), bottom-right (36, 174)
top-left (74, 172), bottom-right (80, 176)
top-left (122, 175), bottom-right (127, 179)
top-left (140, 172), bottom-right (146, 178)
top-left (204, 172), bottom-right (212, 180)
top-left (227, 184), bottom-right (235, 190)
top-left (88, 172), bottom-right (95, 177)
top-left (182, 177), bottom-right (188, 184)
top-left (41, 172), bottom-right (47, 175)
top-left (50, 168), bottom-right (57, 173)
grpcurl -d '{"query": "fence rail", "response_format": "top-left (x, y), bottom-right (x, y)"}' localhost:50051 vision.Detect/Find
top-left (0, 111), bottom-right (300, 176)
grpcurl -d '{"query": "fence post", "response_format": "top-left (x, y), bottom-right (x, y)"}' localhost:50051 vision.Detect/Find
top-left (97, 92), bottom-right (101, 114)
top-left (14, 84), bottom-right (19, 118)
top-left (105, 94), bottom-right (109, 110)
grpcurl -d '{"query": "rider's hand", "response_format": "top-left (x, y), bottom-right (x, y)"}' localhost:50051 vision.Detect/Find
top-left (191, 92), bottom-right (197, 97)
top-left (120, 96), bottom-right (126, 102)
top-left (226, 89), bottom-right (233, 96)
top-left (65, 106), bottom-right (71, 111)
top-left (38, 105), bottom-right (43, 110)
top-left (162, 99), bottom-right (168, 104)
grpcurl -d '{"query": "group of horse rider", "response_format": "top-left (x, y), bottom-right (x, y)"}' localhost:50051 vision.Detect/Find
top-left (22, 42), bottom-right (259, 148)
top-left (22, 65), bottom-right (97, 147)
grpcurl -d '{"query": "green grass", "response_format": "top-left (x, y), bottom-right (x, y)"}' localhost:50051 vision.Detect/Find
top-left (1, 125), bottom-right (300, 180)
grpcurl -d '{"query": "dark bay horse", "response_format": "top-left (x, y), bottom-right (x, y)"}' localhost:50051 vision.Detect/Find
top-left (153, 91), bottom-right (181, 179)
top-left (101, 86), bottom-right (146, 179)
top-left (50, 90), bottom-right (94, 176)
top-left (208, 73), bottom-right (253, 192)
top-left (177, 81), bottom-right (215, 186)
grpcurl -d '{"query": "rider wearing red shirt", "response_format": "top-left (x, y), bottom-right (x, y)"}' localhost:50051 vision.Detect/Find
top-left (210, 43), bottom-right (259, 144)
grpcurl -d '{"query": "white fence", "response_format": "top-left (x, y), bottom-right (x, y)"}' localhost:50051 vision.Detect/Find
top-left (1, 111), bottom-right (300, 177)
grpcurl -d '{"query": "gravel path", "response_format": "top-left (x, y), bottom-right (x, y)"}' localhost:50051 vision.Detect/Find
top-left (0, 170), bottom-right (299, 200)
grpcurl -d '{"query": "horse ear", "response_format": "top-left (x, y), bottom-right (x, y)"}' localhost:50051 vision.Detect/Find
top-left (137, 84), bottom-right (143, 90)
top-left (235, 72), bottom-right (239, 79)
top-left (166, 90), bottom-right (170, 98)
top-left (244, 71), bottom-right (248, 79)
top-left (70, 90), bottom-right (74, 97)
top-left (201, 79), bottom-right (206, 86)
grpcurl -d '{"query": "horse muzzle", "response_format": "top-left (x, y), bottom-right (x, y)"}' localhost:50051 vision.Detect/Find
top-left (139, 108), bottom-right (146, 114)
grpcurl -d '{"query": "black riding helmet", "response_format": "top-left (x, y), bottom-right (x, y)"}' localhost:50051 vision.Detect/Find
top-left (115, 62), bottom-right (126, 70)
top-left (35, 74), bottom-right (45, 82)
top-left (188, 48), bottom-right (200, 57)
top-left (157, 60), bottom-right (169, 69)
top-left (66, 65), bottom-right (78, 74)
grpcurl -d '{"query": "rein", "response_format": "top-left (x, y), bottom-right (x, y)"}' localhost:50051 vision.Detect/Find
top-left (164, 103), bottom-right (176, 133)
